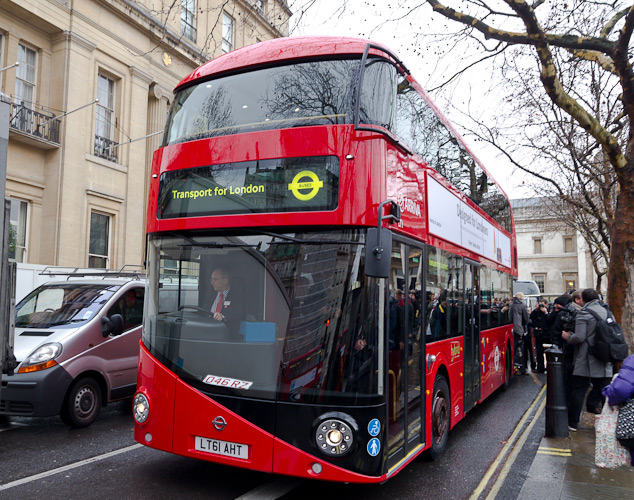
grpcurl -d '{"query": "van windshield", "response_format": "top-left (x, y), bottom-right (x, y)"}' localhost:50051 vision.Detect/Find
top-left (16, 283), bottom-right (121, 328)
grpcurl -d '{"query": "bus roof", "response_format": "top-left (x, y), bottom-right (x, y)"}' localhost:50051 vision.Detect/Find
top-left (176, 36), bottom-right (396, 91)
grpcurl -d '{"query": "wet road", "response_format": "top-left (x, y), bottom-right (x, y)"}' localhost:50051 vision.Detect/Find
top-left (0, 373), bottom-right (545, 500)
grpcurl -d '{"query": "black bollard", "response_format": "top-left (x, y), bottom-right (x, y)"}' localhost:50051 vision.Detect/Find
top-left (545, 346), bottom-right (569, 437)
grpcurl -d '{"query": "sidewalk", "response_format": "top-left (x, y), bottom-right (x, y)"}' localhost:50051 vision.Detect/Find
top-left (518, 411), bottom-right (634, 499)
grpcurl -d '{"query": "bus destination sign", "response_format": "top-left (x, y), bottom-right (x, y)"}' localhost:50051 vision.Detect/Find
top-left (157, 156), bottom-right (339, 219)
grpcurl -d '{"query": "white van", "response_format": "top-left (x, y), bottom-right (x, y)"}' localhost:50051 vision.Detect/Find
top-left (513, 279), bottom-right (541, 309)
top-left (0, 270), bottom-right (145, 427)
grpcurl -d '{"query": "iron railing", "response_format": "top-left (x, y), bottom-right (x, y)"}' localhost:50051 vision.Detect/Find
top-left (94, 134), bottom-right (118, 163)
top-left (9, 101), bottom-right (61, 144)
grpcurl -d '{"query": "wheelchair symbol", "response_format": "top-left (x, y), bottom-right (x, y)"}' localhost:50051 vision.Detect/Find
top-left (368, 418), bottom-right (381, 437)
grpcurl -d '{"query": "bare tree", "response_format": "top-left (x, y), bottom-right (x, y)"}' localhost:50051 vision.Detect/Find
top-left (453, 46), bottom-right (619, 293)
top-left (411, 0), bottom-right (634, 346)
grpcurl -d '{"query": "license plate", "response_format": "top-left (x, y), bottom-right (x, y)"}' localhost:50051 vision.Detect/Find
top-left (195, 436), bottom-right (249, 459)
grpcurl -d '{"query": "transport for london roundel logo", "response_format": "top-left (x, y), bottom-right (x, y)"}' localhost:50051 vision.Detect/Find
top-left (288, 170), bottom-right (323, 201)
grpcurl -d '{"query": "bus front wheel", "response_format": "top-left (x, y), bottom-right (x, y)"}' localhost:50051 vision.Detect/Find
top-left (429, 374), bottom-right (450, 460)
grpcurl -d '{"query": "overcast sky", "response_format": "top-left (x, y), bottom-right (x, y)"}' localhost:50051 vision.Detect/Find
top-left (289, 0), bottom-right (532, 199)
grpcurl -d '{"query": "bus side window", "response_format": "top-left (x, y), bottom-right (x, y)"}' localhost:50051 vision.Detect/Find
top-left (480, 267), bottom-right (492, 331)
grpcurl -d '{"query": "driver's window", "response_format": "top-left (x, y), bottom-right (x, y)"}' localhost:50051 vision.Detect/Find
top-left (106, 288), bottom-right (145, 332)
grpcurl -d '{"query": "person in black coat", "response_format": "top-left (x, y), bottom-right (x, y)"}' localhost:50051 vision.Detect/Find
top-left (529, 300), bottom-right (549, 373)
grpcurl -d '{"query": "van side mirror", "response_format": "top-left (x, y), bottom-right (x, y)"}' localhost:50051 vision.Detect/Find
top-left (102, 314), bottom-right (124, 337)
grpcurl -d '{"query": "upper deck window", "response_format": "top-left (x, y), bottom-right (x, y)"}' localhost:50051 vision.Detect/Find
top-left (394, 74), bottom-right (512, 233)
top-left (164, 59), bottom-right (359, 146)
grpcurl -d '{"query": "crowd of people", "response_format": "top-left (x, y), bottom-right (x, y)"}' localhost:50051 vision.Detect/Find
top-left (514, 289), bottom-right (630, 436)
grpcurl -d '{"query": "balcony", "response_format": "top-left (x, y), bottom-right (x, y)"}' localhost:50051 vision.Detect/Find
top-left (93, 134), bottom-right (118, 163)
top-left (9, 101), bottom-right (61, 149)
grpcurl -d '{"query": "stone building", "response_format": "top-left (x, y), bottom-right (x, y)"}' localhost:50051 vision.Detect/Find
top-left (511, 198), bottom-right (605, 299)
top-left (1, 0), bottom-right (290, 268)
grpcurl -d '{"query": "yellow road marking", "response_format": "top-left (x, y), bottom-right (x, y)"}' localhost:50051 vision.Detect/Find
top-left (485, 396), bottom-right (546, 500)
top-left (538, 446), bottom-right (572, 453)
top-left (469, 384), bottom-right (547, 500)
top-left (537, 450), bottom-right (572, 457)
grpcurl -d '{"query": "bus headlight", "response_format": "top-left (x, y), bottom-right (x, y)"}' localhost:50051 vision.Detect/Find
top-left (316, 418), bottom-right (353, 457)
top-left (133, 392), bottom-right (150, 424)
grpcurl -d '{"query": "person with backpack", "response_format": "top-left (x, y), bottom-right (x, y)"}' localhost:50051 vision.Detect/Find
top-left (562, 288), bottom-right (614, 431)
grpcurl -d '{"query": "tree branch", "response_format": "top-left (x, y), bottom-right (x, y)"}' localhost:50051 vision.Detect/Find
top-left (425, 0), bottom-right (615, 53)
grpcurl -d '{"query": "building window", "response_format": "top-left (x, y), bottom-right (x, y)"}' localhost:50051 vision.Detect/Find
top-left (222, 12), bottom-right (234, 53)
top-left (8, 199), bottom-right (28, 263)
top-left (89, 212), bottom-right (110, 268)
top-left (253, 0), bottom-right (265, 14)
top-left (94, 74), bottom-right (118, 162)
top-left (531, 273), bottom-right (545, 294)
top-left (181, 0), bottom-right (197, 41)
top-left (564, 235), bottom-right (575, 253)
top-left (533, 238), bottom-right (542, 254)
top-left (562, 273), bottom-right (577, 293)
top-left (15, 44), bottom-right (37, 109)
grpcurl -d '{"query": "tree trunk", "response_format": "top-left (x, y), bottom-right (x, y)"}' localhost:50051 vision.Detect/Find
top-left (606, 156), bottom-right (634, 350)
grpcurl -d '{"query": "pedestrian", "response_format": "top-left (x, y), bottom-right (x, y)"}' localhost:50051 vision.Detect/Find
top-left (562, 288), bottom-right (613, 431)
top-left (546, 293), bottom-right (575, 394)
top-left (602, 354), bottom-right (634, 462)
top-left (529, 299), bottom-right (549, 373)
top-left (510, 292), bottom-right (529, 375)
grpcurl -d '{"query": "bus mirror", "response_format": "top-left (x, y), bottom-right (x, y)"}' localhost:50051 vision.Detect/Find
top-left (365, 228), bottom-right (392, 278)
top-left (389, 201), bottom-right (401, 223)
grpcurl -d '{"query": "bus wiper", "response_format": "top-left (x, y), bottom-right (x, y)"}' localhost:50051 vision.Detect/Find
top-left (255, 230), bottom-right (363, 246)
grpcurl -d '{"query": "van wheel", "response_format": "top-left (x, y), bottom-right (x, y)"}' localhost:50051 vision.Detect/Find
top-left (61, 377), bottom-right (102, 428)
top-left (429, 375), bottom-right (450, 460)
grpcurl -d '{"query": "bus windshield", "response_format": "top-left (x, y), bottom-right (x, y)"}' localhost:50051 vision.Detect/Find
top-left (144, 230), bottom-right (382, 405)
top-left (164, 59), bottom-right (360, 145)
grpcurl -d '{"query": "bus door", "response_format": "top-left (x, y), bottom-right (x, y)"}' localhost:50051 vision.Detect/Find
top-left (387, 241), bottom-right (425, 468)
top-left (463, 260), bottom-right (481, 413)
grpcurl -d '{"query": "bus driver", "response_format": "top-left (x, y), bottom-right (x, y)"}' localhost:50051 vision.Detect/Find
top-left (210, 267), bottom-right (244, 334)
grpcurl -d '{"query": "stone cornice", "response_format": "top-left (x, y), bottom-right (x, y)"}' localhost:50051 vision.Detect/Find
top-left (130, 66), bottom-right (154, 85)
top-left (62, 31), bottom-right (97, 52)
top-left (86, 189), bottom-right (125, 204)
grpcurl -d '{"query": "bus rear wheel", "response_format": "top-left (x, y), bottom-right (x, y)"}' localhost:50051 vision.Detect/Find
top-left (429, 374), bottom-right (450, 460)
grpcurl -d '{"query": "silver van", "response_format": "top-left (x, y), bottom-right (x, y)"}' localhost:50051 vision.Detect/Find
top-left (0, 272), bottom-right (145, 427)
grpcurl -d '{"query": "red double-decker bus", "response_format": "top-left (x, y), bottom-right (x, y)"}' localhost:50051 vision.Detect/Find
top-left (133, 36), bottom-right (517, 483)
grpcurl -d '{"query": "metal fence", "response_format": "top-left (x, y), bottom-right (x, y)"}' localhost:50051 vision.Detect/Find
top-left (9, 101), bottom-right (61, 144)
top-left (93, 134), bottom-right (119, 162)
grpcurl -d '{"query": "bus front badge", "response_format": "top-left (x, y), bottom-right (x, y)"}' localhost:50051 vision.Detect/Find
top-left (213, 416), bottom-right (227, 431)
